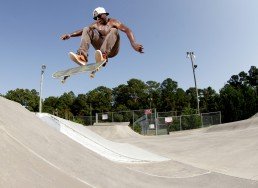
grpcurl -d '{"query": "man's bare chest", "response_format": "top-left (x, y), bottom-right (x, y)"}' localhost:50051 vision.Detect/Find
top-left (96, 24), bottom-right (113, 36)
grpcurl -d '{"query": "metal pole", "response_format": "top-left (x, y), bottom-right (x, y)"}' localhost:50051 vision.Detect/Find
top-left (187, 52), bottom-right (200, 114)
top-left (155, 108), bottom-right (157, 136)
top-left (90, 103), bottom-right (92, 125)
top-left (96, 113), bottom-right (98, 124)
top-left (180, 116), bottom-right (182, 130)
top-left (133, 111), bottom-right (135, 130)
top-left (39, 64), bottom-right (46, 113)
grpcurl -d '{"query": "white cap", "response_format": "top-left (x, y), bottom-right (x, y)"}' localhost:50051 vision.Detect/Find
top-left (93, 7), bottom-right (109, 20)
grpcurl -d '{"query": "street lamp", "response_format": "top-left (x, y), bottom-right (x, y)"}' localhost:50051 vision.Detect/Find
top-left (39, 64), bottom-right (46, 113)
top-left (186, 52), bottom-right (200, 114)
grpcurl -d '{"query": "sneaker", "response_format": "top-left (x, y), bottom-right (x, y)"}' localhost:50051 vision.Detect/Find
top-left (95, 50), bottom-right (108, 63)
top-left (69, 52), bottom-right (87, 66)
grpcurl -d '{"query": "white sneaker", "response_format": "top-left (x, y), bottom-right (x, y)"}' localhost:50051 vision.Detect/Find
top-left (95, 50), bottom-right (106, 63)
top-left (69, 52), bottom-right (87, 66)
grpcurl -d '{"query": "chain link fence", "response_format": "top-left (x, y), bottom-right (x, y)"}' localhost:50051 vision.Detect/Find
top-left (157, 112), bottom-right (221, 133)
top-left (72, 115), bottom-right (96, 125)
top-left (73, 110), bottom-right (221, 136)
top-left (201, 112), bottom-right (222, 127)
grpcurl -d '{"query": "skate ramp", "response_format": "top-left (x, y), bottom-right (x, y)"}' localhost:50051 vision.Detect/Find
top-left (36, 113), bottom-right (168, 163)
top-left (0, 97), bottom-right (174, 188)
top-left (204, 116), bottom-right (258, 133)
top-left (87, 122), bottom-right (141, 140)
top-left (1, 96), bottom-right (258, 188)
top-left (118, 116), bottom-right (258, 182)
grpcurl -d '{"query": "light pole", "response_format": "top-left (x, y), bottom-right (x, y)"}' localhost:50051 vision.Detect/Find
top-left (39, 64), bottom-right (46, 113)
top-left (186, 52), bottom-right (200, 114)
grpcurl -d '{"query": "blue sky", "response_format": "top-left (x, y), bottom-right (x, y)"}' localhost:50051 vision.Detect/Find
top-left (0, 0), bottom-right (258, 98)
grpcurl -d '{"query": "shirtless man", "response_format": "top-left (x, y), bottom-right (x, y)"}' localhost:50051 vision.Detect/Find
top-left (60, 7), bottom-right (144, 66)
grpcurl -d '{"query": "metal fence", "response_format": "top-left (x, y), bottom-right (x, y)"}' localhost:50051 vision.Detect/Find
top-left (72, 115), bottom-right (96, 125)
top-left (156, 112), bottom-right (221, 133)
top-left (201, 112), bottom-right (222, 127)
top-left (73, 110), bottom-right (221, 136)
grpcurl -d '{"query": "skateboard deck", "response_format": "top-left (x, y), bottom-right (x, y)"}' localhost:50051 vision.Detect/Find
top-left (52, 60), bottom-right (106, 83)
top-left (53, 50), bottom-right (107, 83)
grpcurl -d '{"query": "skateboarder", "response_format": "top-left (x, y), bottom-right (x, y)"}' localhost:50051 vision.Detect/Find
top-left (60, 7), bottom-right (144, 66)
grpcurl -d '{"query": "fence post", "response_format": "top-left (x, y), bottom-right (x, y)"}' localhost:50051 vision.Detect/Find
top-left (133, 110), bottom-right (135, 130)
top-left (180, 116), bottom-right (182, 130)
top-left (96, 113), bottom-right (98, 124)
top-left (201, 113), bottom-right (203, 128)
top-left (219, 111), bottom-right (222, 124)
top-left (155, 108), bottom-right (157, 136)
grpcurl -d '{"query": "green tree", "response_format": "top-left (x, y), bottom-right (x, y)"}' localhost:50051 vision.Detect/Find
top-left (113, 79), bottom-right (148, 110)
top-left (127, 79), bottom-right (149, 110)
top-left (159, 78), bottom-right (178, 112)
top-left (199, 87), bottom-right (220, 113)
top-left (248, 66), bottom-right (258, 87)
top-left (112, 84), bottom-right (130, 110)
top-left (219, 84), bottom-right (244, 122)
top-left (185, 87), bottom-right (200, 113)
top-left (5, 89), bottom-right (39, 112)
top-left (86, 86), bottom-right (112, 113)
top-left (146, 80), bottom-right (161, 109)
top-left (71, 94), bottom-right (89, 116)
top-left (181, 107), bottom-right (201, 130)
top-left (240, 85), bottom-right (256, 119)
top-left (248, 66), bottom-right (258, 113)
top-left (175, 88), bottom-right (189, 113)
top-left (57, 91), bottom-right (76, 119)
top-left (43, 96), bottom-right (59, 115)
top-left (221, 67), bottom-right (258, 122)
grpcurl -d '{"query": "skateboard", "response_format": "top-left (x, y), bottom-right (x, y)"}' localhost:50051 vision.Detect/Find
top-left (52, 51), bottom-right (107, 83)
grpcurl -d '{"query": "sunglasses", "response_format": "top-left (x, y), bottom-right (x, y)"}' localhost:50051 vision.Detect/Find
top-left (96, 14), bottom-right (104, 19)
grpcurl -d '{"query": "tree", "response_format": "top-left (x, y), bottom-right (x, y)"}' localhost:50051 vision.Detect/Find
top-left (113, 79), bottom-right (148, 110)
top-left (240, 84), bottom-right (256, 119)
top-left (221, 66), bottom-right (258, 121)
top-left (43, 96), bottom-right (59, 115)
top-left (86, 86), bottom-right (112, 113)
top-left (181, 107), bottom-right (202, 130)
top-left (57, 91), bottom-right (76, 119)
top-left (185, 87), bottom-right (198, 112)
top-left (146, 80), bottom-right (161, 109)
top-left (248, 66), bottom-right (258, 115)
top-left (71, 94), bottom-right (89, 116)
top-left (159, 78), bottom-right (178, 112)
top-left (219, 84), bottom-right (244, 122)
top-left (248, 66), bottom-right (258, 86)
top-left (127, 79), bottom-right (149, 110)
top-left (5, 89), bottom-right (39, 112)
top-left (199, 87), bottom-right (220, 113)
top-left (112, 84), bottom-right (130, 110)
top-left (175, 88), bottom-right (189, 113)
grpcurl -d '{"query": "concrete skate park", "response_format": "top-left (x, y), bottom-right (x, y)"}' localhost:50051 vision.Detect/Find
top-left (1, 96), bottom-right (258, 188)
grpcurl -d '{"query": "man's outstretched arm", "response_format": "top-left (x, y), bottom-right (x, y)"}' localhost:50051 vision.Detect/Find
top-left (113, 20), bottom-right (144, 53)
top-left (60, 29), bottom-right (83, 40)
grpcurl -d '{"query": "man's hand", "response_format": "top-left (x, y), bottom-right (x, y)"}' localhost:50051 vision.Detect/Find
top-left (132, 42), bottom-right (144, 53)
top-left (60, 34), bottom-right (71, 40)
